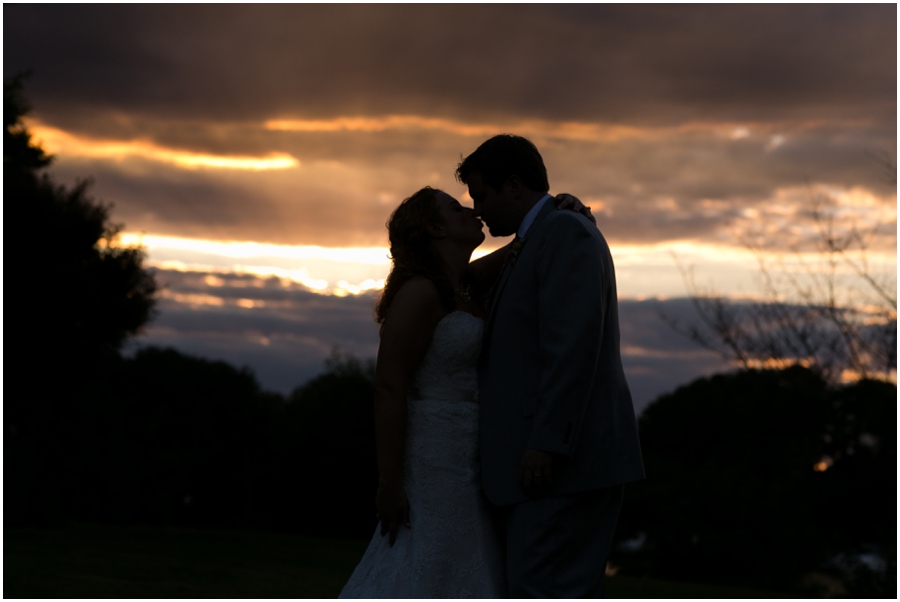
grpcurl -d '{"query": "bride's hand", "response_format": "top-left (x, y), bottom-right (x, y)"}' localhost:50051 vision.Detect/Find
top-left (554, 193), bottom-right (596, 225)
top-left (376, 482), bottom-right (410, 546)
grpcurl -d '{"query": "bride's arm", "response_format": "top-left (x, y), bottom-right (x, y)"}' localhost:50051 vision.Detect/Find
top-left (467, 241), bottom-right (514, 296)
top-left (467, 194), bottom-right (594, 293)
top-left (372, 277), bottom-right (444, 545)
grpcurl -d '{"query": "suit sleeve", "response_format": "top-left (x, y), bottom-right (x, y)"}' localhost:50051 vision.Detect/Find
top-left (528, 213), bottom-right (608, 457)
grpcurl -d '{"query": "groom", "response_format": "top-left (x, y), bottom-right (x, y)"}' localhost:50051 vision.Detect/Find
top-left (457, 135), bottom-right (645, 597)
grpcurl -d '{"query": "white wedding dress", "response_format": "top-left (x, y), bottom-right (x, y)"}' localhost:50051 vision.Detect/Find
top-left (339, 311), bottom-right (506, 598)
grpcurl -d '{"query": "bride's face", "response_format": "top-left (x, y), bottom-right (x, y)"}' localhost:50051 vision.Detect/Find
top-left (434, 192), bottom-right (485, 249)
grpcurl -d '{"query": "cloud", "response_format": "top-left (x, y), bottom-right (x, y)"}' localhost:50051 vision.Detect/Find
top-left (132, 269), bottom-right (382, 393)
top-left (133, 266), bottom-right (895, 412)
top-left (132, 268), bottom-right (736, 412)
top-left (617, 298), bottom-right (734, 411)
top-left (6, 5), bottom-right (895, 127)
top-left (6, 4), bottom-right (894, 304)
top-left (27, 120), bottom-right (298, 170)
top-left (40, 115), bottom-right (896, 255)
top-left (6, 5), bottom-right (892, 414)
top-left (9, 4), bottom-right (894, 254)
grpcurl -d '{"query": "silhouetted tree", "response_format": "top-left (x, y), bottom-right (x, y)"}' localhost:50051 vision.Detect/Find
top-left (4, 73), bottom-right (51, 176)
top-left (3, 78), bottom-right (385, 537)
top-left (71, 347), bottom-right (282, 528)
top-left (612, 367), bottom-right (896, 596)
top-left (5, 74), bottom-right (157, 526)
top-left (67, 347), bottom-right (378, 535)
top-left (664, 187), bottom-right (896, 384)
top-left (5, 74), bottom-right (157, 361)
top-left (268, 349), bottom-right (378, 537)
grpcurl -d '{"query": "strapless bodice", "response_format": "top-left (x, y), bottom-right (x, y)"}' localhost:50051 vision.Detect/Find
top-left (409, 311), bottom-right (484, 402)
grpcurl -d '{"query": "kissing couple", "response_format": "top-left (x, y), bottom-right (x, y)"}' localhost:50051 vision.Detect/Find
top-left (340, 135), bottom-right (645, 598)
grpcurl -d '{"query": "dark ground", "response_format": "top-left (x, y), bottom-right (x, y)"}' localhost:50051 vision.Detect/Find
top-left (4, 523), bottom-right (798, 598)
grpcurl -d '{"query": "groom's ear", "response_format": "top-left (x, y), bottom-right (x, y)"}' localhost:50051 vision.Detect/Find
top-left (504, 175), bottom-right (524, 199)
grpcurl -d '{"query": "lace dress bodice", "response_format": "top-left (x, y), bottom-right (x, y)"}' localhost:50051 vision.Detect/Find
top-left (339, 311), bottom-right (505, 598)
top-left (409, 311), bottom-right (482, 398)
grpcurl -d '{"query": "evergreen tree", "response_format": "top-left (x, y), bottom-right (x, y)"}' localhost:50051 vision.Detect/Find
top-left (5, 74), bottom-right (157, 525)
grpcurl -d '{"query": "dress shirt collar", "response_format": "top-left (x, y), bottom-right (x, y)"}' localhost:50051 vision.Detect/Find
top-left (516, 193), bottom-right (553, 239)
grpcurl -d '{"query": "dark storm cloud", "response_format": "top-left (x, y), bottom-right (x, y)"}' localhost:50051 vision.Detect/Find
top-left (136, 269), bottom-right (731, 410)
top-left (5, 4), bottom-right (895, 129)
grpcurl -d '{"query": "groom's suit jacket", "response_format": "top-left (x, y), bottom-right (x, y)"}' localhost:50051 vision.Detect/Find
top-left (479, 199), bottom-right (645, 506)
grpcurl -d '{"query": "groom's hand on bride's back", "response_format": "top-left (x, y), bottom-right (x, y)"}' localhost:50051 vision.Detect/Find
top-left (518, 448), bottom-right (555, 497)
top-left (376, 482), bottom-right (410, 546)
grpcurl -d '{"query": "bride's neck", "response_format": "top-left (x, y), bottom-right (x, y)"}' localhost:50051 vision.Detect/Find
top-left (438, 246), bottom-right (473, 290)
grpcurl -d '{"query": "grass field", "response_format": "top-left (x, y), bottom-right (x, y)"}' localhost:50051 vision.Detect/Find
top-left (5, 523), bottom-right (795, 598)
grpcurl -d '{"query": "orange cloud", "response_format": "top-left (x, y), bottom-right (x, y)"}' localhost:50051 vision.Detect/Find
top-left (117, 233), bottom-right (393, 265)
top-left (265, 114), bottom-right (651, 142)
top-left (264, 114), bottom-right (875, 144)
top-left (118, 232), bottom-right (497, 297)
top-left (26, 120), bottom-right (299, 171)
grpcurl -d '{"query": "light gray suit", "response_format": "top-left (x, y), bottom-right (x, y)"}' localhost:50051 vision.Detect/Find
top-left (479, 199), bottom-right (645, 597)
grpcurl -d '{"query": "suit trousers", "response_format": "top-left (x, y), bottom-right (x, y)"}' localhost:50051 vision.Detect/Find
top-left (495, 485), bottom-right (625, 598)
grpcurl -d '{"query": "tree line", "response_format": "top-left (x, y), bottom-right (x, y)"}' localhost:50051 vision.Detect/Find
top-left (5, 75), bottom-right (379, 537)
top-left (5, 76), bottom-right (894, 597)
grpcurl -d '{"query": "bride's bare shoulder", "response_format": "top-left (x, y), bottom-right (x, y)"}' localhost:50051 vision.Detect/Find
top-left (385, 277), bottom-right (443, 323)
top-left (395, 276), bottom-right (439, 302)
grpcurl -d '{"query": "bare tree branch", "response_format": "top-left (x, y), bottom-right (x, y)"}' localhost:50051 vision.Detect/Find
top-left (664, 183), bottom-right (896, 385)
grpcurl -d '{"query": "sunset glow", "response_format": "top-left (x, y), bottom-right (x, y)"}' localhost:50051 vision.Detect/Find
top-left (265, 114), bottom-right (653, 142)
top-left (117, 231), bottom-right (895, 301)
top-left (118, 233), bottom-right (392, 265)
top-left (151, 260), bottom-right (333, 292)
top-left (264, 114), bottom-right (879, 145)
top-left (9, 3), bottom-right (894, 404)
top-left (27, 121), bottom-right (299, 171)
top-left (119, 233), bottom-right (493, 296)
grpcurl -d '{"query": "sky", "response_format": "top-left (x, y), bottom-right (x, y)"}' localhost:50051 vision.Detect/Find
top-left (5, 4), bottom-right (896, 412)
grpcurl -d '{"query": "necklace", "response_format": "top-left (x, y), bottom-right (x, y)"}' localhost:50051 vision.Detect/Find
top-left (454, 284), bottom-right (472, 303)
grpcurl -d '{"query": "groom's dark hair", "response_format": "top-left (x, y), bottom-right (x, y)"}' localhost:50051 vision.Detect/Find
top-left (455, 134), bottom-right (550, 193)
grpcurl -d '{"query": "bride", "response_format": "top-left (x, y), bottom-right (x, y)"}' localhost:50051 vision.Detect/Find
top-left (339, 187), bottom-right (588, 598)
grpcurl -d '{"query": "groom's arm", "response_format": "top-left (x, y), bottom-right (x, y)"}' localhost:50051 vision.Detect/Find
top-left (468, 195), bottom-right (592, 297)
top-left (530, 213), bottom-right (607, 458)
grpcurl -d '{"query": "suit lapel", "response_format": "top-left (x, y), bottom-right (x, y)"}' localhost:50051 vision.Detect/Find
top-left (484, 198), bottom-right (557, 335)
top-left (485, 246), bottom-right (516, 326)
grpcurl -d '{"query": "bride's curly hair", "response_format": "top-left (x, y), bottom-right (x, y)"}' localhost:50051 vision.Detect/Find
top-left (375, 187), bottom-right (455, 328)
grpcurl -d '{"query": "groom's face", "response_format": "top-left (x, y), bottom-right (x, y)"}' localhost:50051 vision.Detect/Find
top-left (467, 172), bottom-right (517, 237)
